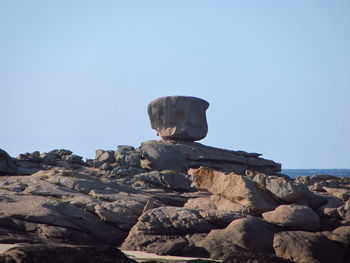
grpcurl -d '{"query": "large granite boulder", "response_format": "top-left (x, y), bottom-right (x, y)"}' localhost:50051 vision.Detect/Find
top-left (190, 167), bottom-right (281, 215)
top-left (198, 218), bottom-right (282, 259)
top-left (262, 205), bottom-right (320, 231)
top-left (148, 96), bottom-right (209, 141)
top-left (273, 231), bottom-right (346, 263)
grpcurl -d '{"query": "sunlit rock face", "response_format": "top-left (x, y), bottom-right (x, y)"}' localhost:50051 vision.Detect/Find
top-left (147, 96), bottom-right (209, 141)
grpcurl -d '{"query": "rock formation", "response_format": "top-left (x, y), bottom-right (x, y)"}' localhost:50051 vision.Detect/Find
top-left (0, 96), bottom-right (349, 263)
top-left (148, 96), bottom-right (209, 141)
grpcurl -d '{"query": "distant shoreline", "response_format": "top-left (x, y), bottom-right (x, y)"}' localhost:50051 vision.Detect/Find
top-left (282, 168), bottom-right (350, 178)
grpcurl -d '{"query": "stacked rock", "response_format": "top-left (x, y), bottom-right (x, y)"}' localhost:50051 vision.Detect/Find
top-left (148, 96), bottom-right (209, 141)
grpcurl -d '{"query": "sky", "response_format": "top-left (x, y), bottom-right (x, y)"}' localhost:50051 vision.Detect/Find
top-left (1, 1), bottom-right (349, 169)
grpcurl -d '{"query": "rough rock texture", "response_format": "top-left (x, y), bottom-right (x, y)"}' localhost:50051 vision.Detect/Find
top-left (253, 173), bottom-right (308, 202)
top-left (262, 205), bottom-right (320, 231)
top-left (148, 96), bottom-right (209, 141)
top-left (0, 149), bottom-right (17, 175)
top-left (197, 218), bottom-right (282, 259)
top-left (140, 140), bottom-right (281, 174)
top-left (0, 243), bottom-right (136, 263)
top-left (1, 141), bottom-right (348, 262)
top-left (190, 167), bottom-right (281, 215)
top-left (121, 206), bottom-right (213, 257)
top-left (273, 231), bottom-right (346, 263)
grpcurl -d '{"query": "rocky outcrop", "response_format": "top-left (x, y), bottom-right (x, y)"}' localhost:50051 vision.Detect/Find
top-left (0, 149), bottom-right (18, 175)
top-left (140, 140), bottom-right (281, 174)
top-left (190, 167), bottom-right (281, 215)
top-left (148, 96), bottom-right (209, 141)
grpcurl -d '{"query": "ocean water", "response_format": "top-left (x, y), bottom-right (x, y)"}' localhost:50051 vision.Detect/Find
top-left (282, 169), bottom-right (350, 179)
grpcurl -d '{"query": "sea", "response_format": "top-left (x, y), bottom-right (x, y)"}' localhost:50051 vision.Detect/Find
top-left (282, 169), bottom-right (350, 179)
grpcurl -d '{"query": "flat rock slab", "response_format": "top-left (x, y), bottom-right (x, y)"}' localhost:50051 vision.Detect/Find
top-left (140, 140), bottom-right (281, 174)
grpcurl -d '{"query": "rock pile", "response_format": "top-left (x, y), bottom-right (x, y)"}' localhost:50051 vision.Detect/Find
top-left (0, 96), bottom-right (349, 263)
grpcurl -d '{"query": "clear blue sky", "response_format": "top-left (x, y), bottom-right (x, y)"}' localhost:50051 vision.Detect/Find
top-left (1, 1), bottom-right (349, 168)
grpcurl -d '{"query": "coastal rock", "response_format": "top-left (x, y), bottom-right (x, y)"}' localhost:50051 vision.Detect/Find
top-left (292, 190), bottom-right (328, 210)
top-left (0, 149), bottom-right (18, 175)
top-left (0, 243), bottom-right (136, 263)
top-left (190, 167), bottom-right (281, 215)
top-left (95, 149), bottom-right (116, 163)
top-left (262, 205), bottom-right (320, 231)
top-left (139, 140), bottom-right (281, 175)
top-left (121, 206), bottom-right (213, 256)
top-left (0, 193), bottom-right (127, 245)
top-left (273, 231), bottom-right (346, 263)
top-left (139, 141), bottom-right (187, 172)
top-left (323, 187), bottom-right (350, 202)
top-left (338, 201), bottom-right (350, 220)
top-left (148, 96), bottom-right (209, 141)
top-left (316, 196), bottom-right (344, 218)
top-left (184, 195), bottom-right (253, 214)
top-left (115, 145), bottom-right (141, 168)
top-left (253, 173), bottom-right (308, 202)
top-left (133, 170), bottom-right (193, 192)
top-left (198, 218), bottom-right (282, 259)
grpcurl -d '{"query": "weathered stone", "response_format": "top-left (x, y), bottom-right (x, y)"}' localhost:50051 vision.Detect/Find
top-left (292, 190), bottom-right (328, 210)
top-left (253, 173), bottom-right (308, 202)
top-left (184, 195), bottom-right (253, 214)
top-left (40, 153), bottom-right (57, 165)
top-left (323, 187), bottom-right (350, 202)
top-left (139, 140), bottom-right (281, 175)
top-left (295, 175), bottom-right (311, 185)
top-left (115, 145), bottom-right (141, 167)
top-left (139, 141), bottom-right (187, 172)
top-left (273, 231), bottom-right (346, 263)
top-left (262, 205), bottom-right (320, 231)
top-left (0, 243), bottom-right (136, 263)
top-left (95, 150), bottom-right (116, 163)
top-left (184, 197), bottom-right (217, 210)
top-left (148, 96), bottom-right (209, 141)
top-left (0, 149), bottom-right (18, 175)
top-left (133, 171), bottom-right (193, 192)
top-left (190, 167), bottom-right (281, 215)
top-left (317, 196), bottom-right (344, 218)
top-left (198, 210), bottom-right (251, 229)
top-left (61, 154), bottom-right (84, 165)
top-left (48, 149), bottom-right (73, 158)
top-left (121, 207), bottom-right (213, 256)
top-left (0, 193), bottom-right (127, 245)
top-left (198, 218), bottom-right (282, 259)
top-left (338, 201), bottom-right (350, 220)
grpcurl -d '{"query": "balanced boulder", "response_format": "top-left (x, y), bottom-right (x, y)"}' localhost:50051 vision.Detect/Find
top-left (147, 96), bottom-right (209, 141)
